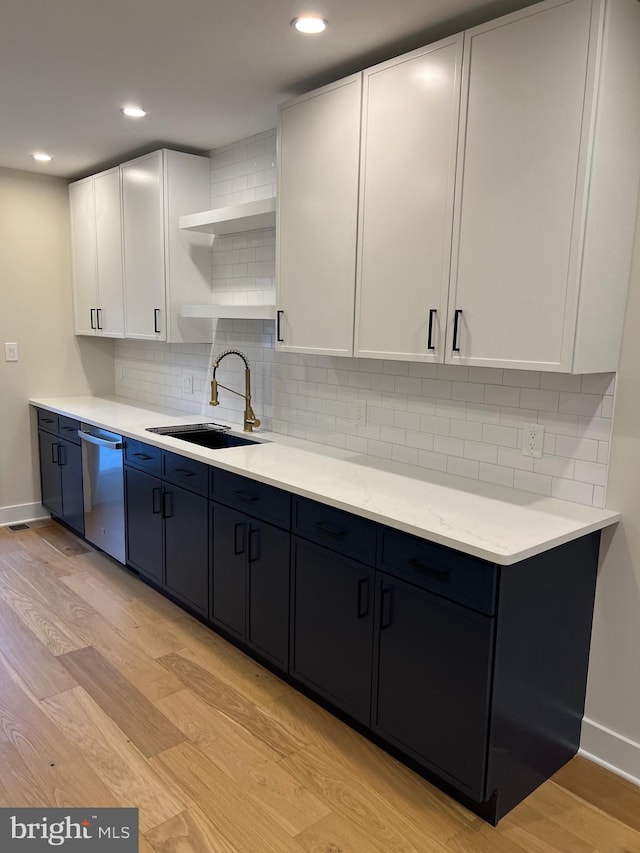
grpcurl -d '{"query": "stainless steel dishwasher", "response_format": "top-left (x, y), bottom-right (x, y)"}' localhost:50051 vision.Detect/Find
top-left (79, 424), bottom-right (126, 564)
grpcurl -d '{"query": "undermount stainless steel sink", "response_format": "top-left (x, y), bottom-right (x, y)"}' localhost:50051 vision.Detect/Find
top-left (146, 423), bottom-right (263, 450)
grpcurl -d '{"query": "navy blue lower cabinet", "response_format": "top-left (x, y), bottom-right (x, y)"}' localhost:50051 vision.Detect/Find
top-left (124, 466), bottom-right (163, 583)
top-left (372, 572), bottom-right (494, 801)
top-left (290, 536), bottom-right (374, 725)
top-left (164, 483), bottom-right (208, 616)
top-left (210, 502), bottom-right (290, 669)
top-left (38, 429), bottom-right (84, 535)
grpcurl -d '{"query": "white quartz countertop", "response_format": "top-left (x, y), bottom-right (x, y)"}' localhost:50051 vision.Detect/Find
top-left (29, 395), bottom-right (620, 566)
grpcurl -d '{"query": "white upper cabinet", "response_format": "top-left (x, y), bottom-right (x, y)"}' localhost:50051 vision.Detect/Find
top-left (447, 0), bottom-right (640, 372)
top-left (355, 37), bottom-right (462, 362)
top-left (276, 76), bottom-right (362, 356)
top-left (123, 150), bottom-right (214, 342)
top-left (69, 168), bottom-right (124, 337)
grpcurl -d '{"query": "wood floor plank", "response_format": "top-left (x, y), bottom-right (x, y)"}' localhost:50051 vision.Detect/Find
top-left (0, 555), bottom-right (96, 621)
top-left (158, 651), bottom-right (304, 758)
top-left (74, 614), bottom-right (184, 703)
top-left (0, 658), bottom-right (119, 809)
top-left (156, 689), bottom-right (330, 836)
top-left (41, 686), bottom-right (188, 832)
top-left (296, 811), bottom-right (395, 853)
top-left (553, 755), bottom-right (640, 835)
top-left (152, 741), bottom-right (304, 853)
top-left (0, 567), bottom-right (89, 655)
top-left (145, 808), bottom-right (241, 853)
top-left (58, 645), bottom-right (185, 758)
top-left (35, 523), bottom-right (92, 556)
top-left (280, 744), bottom-right (454, 853)
top-left (1, 543), bottom-right (87, 578)
top-left (263, 689), bottom-right (475, 837)
top-left (0, 598), bottom-right (77, 699)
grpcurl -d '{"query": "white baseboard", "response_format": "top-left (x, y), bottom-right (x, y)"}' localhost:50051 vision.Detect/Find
top-left (580, 717), bottom-right (640, 787)
top-left (0, 503), bottom-right (50, 527)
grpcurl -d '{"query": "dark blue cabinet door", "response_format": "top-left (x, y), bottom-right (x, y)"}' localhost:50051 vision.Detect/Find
top-left (38, 430), bottom-right (62, 518)
top-left (164, 484), bottom-right (208, 616)
top-left (210, 503), bottom-right (246, 640)
top-left (246, 520), bottom-right (290, 669)
top-left (291, 537), bottom-right (374, 725)
top-left (125, 466), bottom-right (163, 582)
top-left (58, 439), bottom-right (84, 535)
top-left (372, 572), bottom-right (494, 801)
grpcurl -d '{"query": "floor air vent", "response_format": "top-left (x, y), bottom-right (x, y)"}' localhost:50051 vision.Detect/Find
top-left (7, 523), bottom-right (30, 532)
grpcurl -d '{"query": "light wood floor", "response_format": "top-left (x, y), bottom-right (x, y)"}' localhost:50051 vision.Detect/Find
top-left (1, 522), bottom-right (639, 853)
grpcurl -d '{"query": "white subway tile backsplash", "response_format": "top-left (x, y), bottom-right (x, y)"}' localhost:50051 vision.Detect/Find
top-left (112, 132), bottom-right (614, 509)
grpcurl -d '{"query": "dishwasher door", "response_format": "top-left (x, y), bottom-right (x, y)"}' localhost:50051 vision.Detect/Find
top-left (79, 424), bottom-right (126, 564)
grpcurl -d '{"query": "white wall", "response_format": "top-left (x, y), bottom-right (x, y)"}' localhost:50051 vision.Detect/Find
top-left (0, 167), bottom-right (114, 524)
top-left (581, 199), bottom-right (640, 783)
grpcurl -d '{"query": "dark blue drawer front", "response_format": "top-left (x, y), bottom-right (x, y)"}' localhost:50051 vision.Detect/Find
top-left (162, 451), bottom-right (209, 497)
top-left (377, 527), bottom-right (497, 616)
top-left (210, 468), bottom-right (291, 529)
top-left (58, 416), bottom-right (81, 444)
top-left (37, 409), bottom-right (59, 434)
top-left (293, 497), bottom-right (377, 565)
top-left (124, 438), bottom-right (162, 476)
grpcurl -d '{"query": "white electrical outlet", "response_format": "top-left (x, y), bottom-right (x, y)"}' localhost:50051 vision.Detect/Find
top-left (115, 360), bottom-right (124, 381)
top-left (182, 375), bottom-right (193, 394)
top-left (4, 342), bottom-right (18, 362)
top-left (522, 422), bottom-right (544, 458)
top-left (354, 400), bottom-right (367, 426)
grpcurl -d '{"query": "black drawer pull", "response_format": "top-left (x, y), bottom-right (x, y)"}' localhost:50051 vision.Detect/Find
top-left (133, 452), bottom-right (153, 461)
top-left (234, 489), bottom-right (257, 503)
top-left (380, 587), bottom-right (393, 630)
top-left (234, 522), bottom-right (245, 556)
top-left (51, 443), bottom-right (59, 464)
top-left (313, 521), bottom-right (345, 538)
top-left (41, 417), bottom-right (55, 424)
top-left (357, 578), bottom-right (369, 619)
top-left (152, 487), bottom-right (162, 514)
top-left (61, 426), bottom-right (76, 432)
top-left (173, 468), bottom-right (196, 477)
top-left (408, 558), bottom-right (450, 578)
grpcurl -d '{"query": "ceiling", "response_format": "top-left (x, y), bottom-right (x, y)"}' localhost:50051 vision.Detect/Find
top-left (1, 0), bottom-right (537, 180)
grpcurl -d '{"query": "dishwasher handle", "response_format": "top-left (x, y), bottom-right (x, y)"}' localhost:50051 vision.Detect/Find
top-left (78, 430), bottom-right (123, 450)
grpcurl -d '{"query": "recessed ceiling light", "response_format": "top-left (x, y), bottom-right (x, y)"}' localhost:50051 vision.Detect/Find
top-left (121, 106), bottom-right (147, 118)
top-left (32, 152), bottom-right (53, 162)
top-left (292, 16), bottom-right (327, 34)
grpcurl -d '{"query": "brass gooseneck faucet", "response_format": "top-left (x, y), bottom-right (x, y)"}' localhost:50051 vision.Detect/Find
top-left (209, 349), bottom-right (261, 433)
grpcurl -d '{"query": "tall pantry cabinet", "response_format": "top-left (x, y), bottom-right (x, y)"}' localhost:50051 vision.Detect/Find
top-left (276, 0), bottom-right (640, 374)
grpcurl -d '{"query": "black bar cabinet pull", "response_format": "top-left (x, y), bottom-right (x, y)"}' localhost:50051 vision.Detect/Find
top-left (427, 309), bottom-right (436, 351)
top-left (96, 308), bottom-right (103, 330)
top-left (452, 309), bottom-right (463, 352)
top-left (133, 452), bottom-right (152, 461)
top-left (174, 468), bottom-right (195, 477)
top-left (248, 528), bottom-right (259, 563)
top-left (162, 490), bottom-right (173, 519)
top-left (234, 489), bottom-right (257, 503)
top-left (380, 587), bottom-right (393, 630)
top-left (408, 557), bottom-right (450, 578)
top-left (152, 487), bottom-right (162, 514)
top-left (357, 578), bottom-right (369, 619)
top-left (313, 521), bottom-right (345, 538)
top-left (51, 443), bottom-right (59, 464)
top-left (276, 310), bottom-right (284, 343)
top-left (90, 308), bottom-right (96, 330)
top-left (154, 308), bottom-right (161, 333)
top-left (57, 444), bottom-right (66, 466)
top-left (234, 522), bottom-right (245, 556)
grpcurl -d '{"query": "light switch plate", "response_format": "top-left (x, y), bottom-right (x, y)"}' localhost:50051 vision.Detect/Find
top-left (4, 342), bottom-right (18, 362)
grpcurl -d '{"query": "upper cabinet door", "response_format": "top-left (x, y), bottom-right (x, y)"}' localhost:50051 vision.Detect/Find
top-left (355, 37), bottom-right (462, 362)
top-left (69, 177), bottom-right (98, 336)
top-left (122, 151), bottom-right (166, 340)
top-left (277, 76), bottom-right (361, 357)
top-left (446, 0), bottom-right (592, 370)
top-left (94, 167), bottom-right (125, 337)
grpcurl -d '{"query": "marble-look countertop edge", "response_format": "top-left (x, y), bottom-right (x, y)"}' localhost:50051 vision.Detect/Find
top-left (29, 395), bottom-right (620, 566)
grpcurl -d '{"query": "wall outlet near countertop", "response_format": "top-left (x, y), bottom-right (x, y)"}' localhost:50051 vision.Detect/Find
top-left (522, 423), bottom-right (544, 458)
top-left (182, 375), bottom-right (193, 394)
top-left (354, 400), bottom-right (367, 426)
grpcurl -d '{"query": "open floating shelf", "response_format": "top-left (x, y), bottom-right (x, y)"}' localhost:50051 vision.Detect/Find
top-left (179, 198), bottom-right (276, 235)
